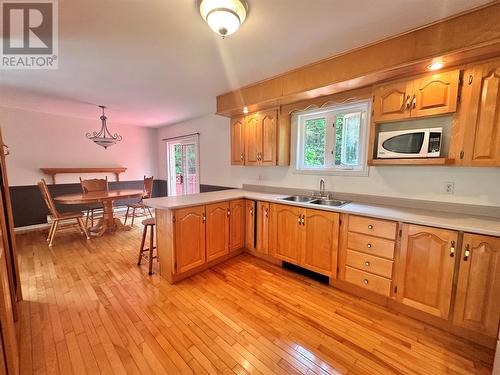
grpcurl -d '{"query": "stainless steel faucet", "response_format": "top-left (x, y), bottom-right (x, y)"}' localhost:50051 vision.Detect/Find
top-left (319, 178), bottom-right (326, 198)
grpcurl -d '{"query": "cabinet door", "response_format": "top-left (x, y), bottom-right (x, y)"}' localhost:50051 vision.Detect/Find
top-left (372, 80), bottom-right (412, 122)
top-left (411, 69), bottom-right (459, 118)
top-left (395, 224), bottom-right (457, 319)
top-left (461, 61), bottom-right (500, 166)
top-left (269, 204), bottom-right (302, 264)
top-left (229, 200), bottom-right (245, 252)
top-left (260, 110), bottom-right (277, 166)
top-left (256, 201), bottom-right (270, 254)
top-left (453, 234), bottom-right (500, 337)
top-left (245, 114), bottom-right (261, 166)
top-left (230, 117), bottom-right (245, 165)
top-left (174, 206), bottom-right (206, 273)
top-left (206, 202), bottom-right (230, 262)
top-left (300, 209), bottom-right (339, 277)
top-left (245, 200), bottom-right (255, 251)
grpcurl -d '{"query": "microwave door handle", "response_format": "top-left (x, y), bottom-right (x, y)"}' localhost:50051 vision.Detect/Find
top-left (422, 131), bottom-right (430, 157)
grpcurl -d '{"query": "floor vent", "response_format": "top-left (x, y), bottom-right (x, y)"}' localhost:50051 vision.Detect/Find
top-left (282, 262), bottom-right (329, 284)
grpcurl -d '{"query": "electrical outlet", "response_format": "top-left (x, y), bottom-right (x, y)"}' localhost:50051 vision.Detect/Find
top-left (444, 182), bottom-right (454, 194)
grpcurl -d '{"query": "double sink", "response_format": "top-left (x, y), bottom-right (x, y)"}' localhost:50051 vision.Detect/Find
top-left (279, 195), bottom-right (350, 207)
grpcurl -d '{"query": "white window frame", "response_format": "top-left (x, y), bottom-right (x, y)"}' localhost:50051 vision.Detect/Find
top-left (293, 100), bottom-right (371, 177)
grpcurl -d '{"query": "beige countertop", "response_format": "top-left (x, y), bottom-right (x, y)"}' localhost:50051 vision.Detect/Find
top-left (144, 189), bottom-right (500, 237)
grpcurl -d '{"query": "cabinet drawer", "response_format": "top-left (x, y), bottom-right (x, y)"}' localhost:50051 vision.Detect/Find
top-left (348, 215), bottom-right (397, 239)
top-left (346, 250), bottom-right (394, 278)
top-left (345, 266), bottom-right (391, 297)
top-left (347, 232), bottom-right (395, 259)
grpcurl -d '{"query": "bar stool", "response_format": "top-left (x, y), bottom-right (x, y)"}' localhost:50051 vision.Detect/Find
top-left (138, 218), bottom-right (156, 275)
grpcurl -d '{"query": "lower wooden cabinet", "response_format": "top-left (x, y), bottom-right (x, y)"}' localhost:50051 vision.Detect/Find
top-left (256, 201), bottom-right (270, 254)
top-left (269, 204), bottom-right (339, 277)
top-left (395, 224), bottom-right (458, 319)
top-left (174, 206), bottom-right (206, 274)
top-left (245, 200), bottom-right (255, 250)
top-left (205, 202), bottom-right (229, 262)
top-left (269, 204), bottom-right (302, 263)
top-left (300, 209), bottom-right (339, 277)
top-left (229, 200), bottom-right (245, 252)
top-left (453, 233), bottom-right (500, 337)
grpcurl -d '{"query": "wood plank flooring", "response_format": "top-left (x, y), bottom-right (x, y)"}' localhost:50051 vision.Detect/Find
top-left (15, 226), bottom-right (494, 375)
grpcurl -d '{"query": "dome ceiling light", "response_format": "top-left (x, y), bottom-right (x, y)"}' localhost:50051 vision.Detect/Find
top-left (200, 0), bottom-right (248, 38)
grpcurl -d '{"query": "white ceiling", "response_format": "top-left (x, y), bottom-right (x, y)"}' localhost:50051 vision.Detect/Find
top-left (0, 0), bottom-right (493, 127)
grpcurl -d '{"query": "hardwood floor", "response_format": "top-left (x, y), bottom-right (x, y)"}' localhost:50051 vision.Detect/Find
top-left (15, 226), bottom-right (494, 375)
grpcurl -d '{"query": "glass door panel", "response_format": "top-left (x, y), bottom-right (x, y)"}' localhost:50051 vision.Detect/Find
top-left (166, 135), bottom-right (200, 196)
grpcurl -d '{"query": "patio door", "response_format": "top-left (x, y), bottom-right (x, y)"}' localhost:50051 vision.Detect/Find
top-left (166, 134), bottom-right (200, 196)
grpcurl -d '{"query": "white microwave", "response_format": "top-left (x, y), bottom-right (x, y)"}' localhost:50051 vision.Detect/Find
top-left (377, 128), bottom-right (442, 159)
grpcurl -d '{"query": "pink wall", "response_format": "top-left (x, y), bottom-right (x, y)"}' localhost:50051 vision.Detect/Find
top-left (0, 106), bottom-right (158, 186)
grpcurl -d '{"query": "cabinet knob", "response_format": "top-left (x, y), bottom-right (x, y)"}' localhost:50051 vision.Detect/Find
top-left (265, 208), bottom-right (269, 218)
top-left (367, 224), bottom-right (373, 230)
top-left (3, 145), bottom-right (9, 156)
top-left (363, 279), bottom-right (369, 284)
top-left (463, 244), bottom-right (470, 261)
top-left (450, 240), bottom-right (455, 257)
top-left (367, 243), bottom-right (372, 248)
top-left (227, 208), bottom-right (231, 217)
top-left (364, 261), bottom-right (370, 267)
top-left (405, 95), bottom-right (411, 110)
top-left (249, 208), bottom-right (253, 216)
top-left (240, 153), bottom-right (244, 161)
top-left (412, 94), bottom-right (416, 109)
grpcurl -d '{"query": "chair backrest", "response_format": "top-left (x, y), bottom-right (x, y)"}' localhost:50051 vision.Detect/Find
top-left (38, 179), bottom-right (59, 218)
top-left (143, 176), bottom-right (154, 199)
top-left (80, 177), bottom-right (109, 193)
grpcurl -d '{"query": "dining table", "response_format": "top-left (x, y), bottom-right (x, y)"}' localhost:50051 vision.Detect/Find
top-left (53, 189), bottom-right (144, 236)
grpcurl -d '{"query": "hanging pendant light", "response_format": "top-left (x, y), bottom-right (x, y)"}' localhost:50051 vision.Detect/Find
top-left (200, 0), bottom-right (248, 37)
top-left (86, 105), bottom-right (122, 149)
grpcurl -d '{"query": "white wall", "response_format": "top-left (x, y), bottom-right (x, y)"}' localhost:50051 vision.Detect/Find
top-left (0, 106), bottom-right (158, 186)
top-left (158, 114), bottom-right (500, 207)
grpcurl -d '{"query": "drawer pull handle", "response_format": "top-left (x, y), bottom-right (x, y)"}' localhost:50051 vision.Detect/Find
top-left (368, 225), bottom-right (373, 230)
top-left (367, 243), bottom-right (372, 248)
top-left (363, 279), bottom-right (369, 284)
top-left (364, 261), bottom-right (370, 266)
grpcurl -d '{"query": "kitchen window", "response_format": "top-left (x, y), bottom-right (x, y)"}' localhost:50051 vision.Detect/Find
top-left (295, 100), bottom-right (370, 176)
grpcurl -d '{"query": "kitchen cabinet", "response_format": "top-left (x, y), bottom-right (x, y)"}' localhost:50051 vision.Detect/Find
top-left (300, 209), bottom-right (339, 277)
top-left (372, 69), bottom-right (459, 122)
top-left (205, 202), bottom-right (229, 262)
top-left (269, 204), bottom-right (302, 263)
top-left (245, 110), bottom-right (277, 166)
top-left (230, 116), bottom-right (245, 165)
top-left (229, 200), bottom-right (245, 252)
top-left (458, 59), bottom-right (500, 166)
top-left (339, 214), bottom-right (396, 296)
top-left (256, 201), bottom-right (270, 254)
top-left (395, 224), bottom-right (458, 319)
top-left (453, 233), bottom-right (500, 337)
top-left (269, 204), bottom-right (339, 276)
top-left (174, 206), bottom-right (206, 274)
top-left (245, 200), bottom-right (255, 251)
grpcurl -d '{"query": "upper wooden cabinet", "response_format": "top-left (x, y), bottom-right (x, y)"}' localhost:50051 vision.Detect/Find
top-left (230, 117), bottom-right (245, 165)
top-left (269, 203), bottom-right (339, 276)
top-left (245, 110), bottom-right (277, 166)
top-left (231, 109), bottom-right (290, 166)
top-left (453, 233), bottom-right (500, 337)
top-left (229, 200), bottom-right (245, 252)
top-left (458, 59), bottom-right (500, 166)
top-left (395, 224), bottom-right (458, 319)
top-left (372, 70), bottom-right (460, 122)
top-left (174, 206), bottom-right (206, 274)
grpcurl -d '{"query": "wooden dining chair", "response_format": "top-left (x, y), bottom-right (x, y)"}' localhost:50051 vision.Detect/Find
top-left (79, 177), bottom-right (109, 228)
top-left (124, 176), bottom-right (154, 226)
top-left (38, 179), bottom-right (90, 246)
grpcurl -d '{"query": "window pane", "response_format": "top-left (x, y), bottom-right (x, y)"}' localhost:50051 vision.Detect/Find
top-left (334, 116), bottom-right (343, 166)
top-left (342, 112), bottom-right (361, 166)
top-left (303, 118), bottom-right (326, 167)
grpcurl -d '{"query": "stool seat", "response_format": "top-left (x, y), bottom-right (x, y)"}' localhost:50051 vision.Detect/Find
top-left (142, 218), bottom-right (156, 226)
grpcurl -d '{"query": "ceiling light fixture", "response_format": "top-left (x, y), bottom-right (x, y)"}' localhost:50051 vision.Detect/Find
top-left (200, 0), bottom-right (248, 38)
top-left (86, 105), bottom-right (122, 149)
top-left (428, 61), bottom-right (445, 71)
